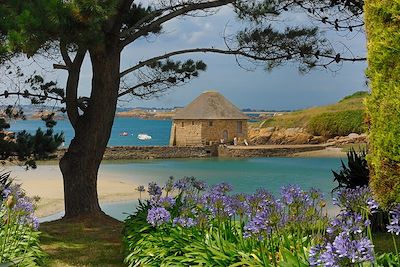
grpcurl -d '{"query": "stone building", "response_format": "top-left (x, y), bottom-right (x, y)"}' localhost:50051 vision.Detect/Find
top-left (169, 91), bottom-right (248, 146)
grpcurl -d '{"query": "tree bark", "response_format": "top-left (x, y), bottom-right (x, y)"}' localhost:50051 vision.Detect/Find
top-left (59, 42), bottom-right (120, 218)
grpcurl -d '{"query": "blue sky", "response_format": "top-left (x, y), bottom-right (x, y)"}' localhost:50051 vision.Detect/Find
top-left (20, 4), bottom-right (368, 111)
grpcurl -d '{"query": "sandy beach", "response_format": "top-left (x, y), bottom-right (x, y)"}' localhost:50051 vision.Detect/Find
top-left (293, 147), bottom-right (346, 158)
top-left (6, 164), bottom-right (142, 218)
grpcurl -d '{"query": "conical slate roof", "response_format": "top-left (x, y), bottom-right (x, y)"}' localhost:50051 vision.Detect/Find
top-left (174, 91), bottom-right (248, 120)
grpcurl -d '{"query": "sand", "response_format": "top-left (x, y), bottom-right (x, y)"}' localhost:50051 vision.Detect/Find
top-left (293, 147), bottom-right (346, 158)
top-left (6, 165), bottom-right (142, 218)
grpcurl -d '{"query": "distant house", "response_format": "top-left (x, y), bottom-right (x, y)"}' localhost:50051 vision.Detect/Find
top-left (169, 91), bottom-right (248, 146)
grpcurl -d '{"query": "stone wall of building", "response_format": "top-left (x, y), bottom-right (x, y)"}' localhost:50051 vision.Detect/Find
top-left (201, 119), bottom-right (248, 145)
top-left (170, 119), bottom-right (248, 146)
top-left (171, 120), bottom-right (203, 146)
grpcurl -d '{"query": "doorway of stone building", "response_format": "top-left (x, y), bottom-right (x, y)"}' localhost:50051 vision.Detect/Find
top-left (222, 130), bottom-right (228, 142)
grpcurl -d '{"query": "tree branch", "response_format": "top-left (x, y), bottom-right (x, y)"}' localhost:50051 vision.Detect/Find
top-left (121, 0), bottom-right (233, 47)
top-left (64, 47), bottom-right (86, 130)
top-left (53, 63), bottom-right (68, 70)
top-left (0, 91), bottom-right (64, 102)
top-left (60, 39), bottom-right (72, 67)
top-left (118, 79), bottom-right (167, 98)
top-left (120, 47), bottom-right (366, 78)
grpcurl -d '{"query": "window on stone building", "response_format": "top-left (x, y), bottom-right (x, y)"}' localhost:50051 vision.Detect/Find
top-left (209, 121), bottom-right (213, 126)
top-left (192, 121), bottom-right (194, 125)
top-left (237, 121), bottom-right (243, 134)
top-left (181, 122), bottom-right (184, 127)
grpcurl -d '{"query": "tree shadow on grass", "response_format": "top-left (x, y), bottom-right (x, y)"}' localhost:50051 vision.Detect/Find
top-left (39, 213), bottom-right (126, 267)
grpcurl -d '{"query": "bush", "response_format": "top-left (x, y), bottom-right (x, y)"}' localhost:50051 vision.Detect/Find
top-left (307, 110), bottom-right (365, 137)
top-left (332, 148), bottom-right (369, 192)
top-left (365, 0), bottom-right (400, 209)
top-left (0, 172), bottom-right (46, 266)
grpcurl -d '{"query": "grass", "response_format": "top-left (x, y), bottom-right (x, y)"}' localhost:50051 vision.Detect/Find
top-left (258, 91), bottom-right (368, 130)
top-left (39, 213), bottom-right (125, 267)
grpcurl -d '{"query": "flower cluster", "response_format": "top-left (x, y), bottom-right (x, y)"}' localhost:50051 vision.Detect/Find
top-left (309, 187), bottom-right (376, 266)
top-left (147, 207), bottom-right (170, 227)
top-left (309, 233), bottom-right (374, 266)
top-left (387, 204), bottom-right (400, 235)
top-left (0, 183), bottom-right (39, 230)
top-left (144, 178), bottom-right (327, 241)
top-left (333, 186), bottom-right (378, 214)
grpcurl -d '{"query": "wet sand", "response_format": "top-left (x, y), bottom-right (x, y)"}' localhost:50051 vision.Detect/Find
top-left (7, 165), bottom-right (142, 218)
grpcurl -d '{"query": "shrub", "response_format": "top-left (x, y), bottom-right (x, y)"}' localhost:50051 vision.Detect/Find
top-left (365, 0), bottom-right (400, 209)
top-left (332, 148), bottom-right (369, 192)
top-left (307, 110), bottom-right (365, 137)
top-left (0, 172), bottom-right (46, 266)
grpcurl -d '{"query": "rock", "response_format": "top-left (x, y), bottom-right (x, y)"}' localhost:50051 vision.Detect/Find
top-left (264, 127), bottom-right (276, 132)
top-left (348, 133), bottom-right (360, 139)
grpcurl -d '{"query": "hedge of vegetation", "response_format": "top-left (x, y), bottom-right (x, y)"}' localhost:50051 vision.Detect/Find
top-left (307, 110), bottom-right (365, 137)
top-left (365, 0), bottom-right (400, 208)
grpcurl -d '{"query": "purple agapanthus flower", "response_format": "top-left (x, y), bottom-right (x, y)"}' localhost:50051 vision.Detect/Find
top-left (243, 210), bottom-right (272, 240)
top-left (146, 207), bottom-right (171, 227)
top-left (333, 232), bottom-right (375, 264)
top-left (310, 233), bottom-right (375, 266)
top-left (1, 188), bottom-right (11, 199)
top-left (333, 186), bottom-right (379, 214)
top-left (173, 216), bottom-right (196, 228)
top-left (387, 204), bottom-right (400, 235)
top-left (155, 196), bottom-right (176, 208)
top-left (327, 211), bottom-right (370, 236)
top-left (281, 185), bottom-right (309, 205)
top-left (148, 182), bottom-right (162, 197)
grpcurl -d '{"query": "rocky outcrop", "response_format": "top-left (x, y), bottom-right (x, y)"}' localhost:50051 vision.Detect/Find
top-left (326, 133), bottom-right (367, 145)
top-left (248, 127), bottom-right (326, 145)
top-left (248, 126), bottom-right (367, 146)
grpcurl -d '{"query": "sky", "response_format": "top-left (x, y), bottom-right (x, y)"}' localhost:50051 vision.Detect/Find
top-left (10, 4), bottom-right (368, 111)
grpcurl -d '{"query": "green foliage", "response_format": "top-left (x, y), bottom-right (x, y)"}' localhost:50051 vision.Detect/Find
top-left (339, 91), bottom-right (369, 102)
top-left (259, 91), bottom-right (367, 130)
top-left (332, 148), bottom-right (369, 191)
top-left (307, 110), bottom-right (365, 137)
top-left (0, 173), bottom-right (46, 266)
top-left (365, 0), bottom-right (400, 209)
top-left (0, 113), bottom-right (64, 169)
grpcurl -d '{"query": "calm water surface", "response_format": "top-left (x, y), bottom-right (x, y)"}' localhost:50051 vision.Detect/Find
top-left (9, 118), bottom-right (172, 146)
top-left (40, 157), bottom-right (343, 222)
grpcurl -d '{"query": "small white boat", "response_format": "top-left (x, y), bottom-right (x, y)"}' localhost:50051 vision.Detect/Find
top-left (137, 133), bottom-right (152, 140)
top-left (120, 132), bottom-right (129, 136)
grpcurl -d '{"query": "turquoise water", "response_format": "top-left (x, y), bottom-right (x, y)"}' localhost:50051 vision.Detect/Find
top-left (8, 118), bottom-right (172, 146)
top-left (40, 157), bottom-right (343, 222)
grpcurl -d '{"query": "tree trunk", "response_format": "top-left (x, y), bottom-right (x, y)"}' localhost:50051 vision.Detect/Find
top-left (59, 44), bottom-right (120, 218)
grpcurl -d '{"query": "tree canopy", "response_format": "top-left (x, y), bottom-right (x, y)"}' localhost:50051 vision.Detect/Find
top-left (0, 0), bottom-right (367, 218)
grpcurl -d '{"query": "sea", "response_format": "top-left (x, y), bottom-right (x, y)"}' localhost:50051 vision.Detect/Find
top-left (8, 118), bottom-right (344, 221)
top-left (8, 117), bottom-right (172, 146)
